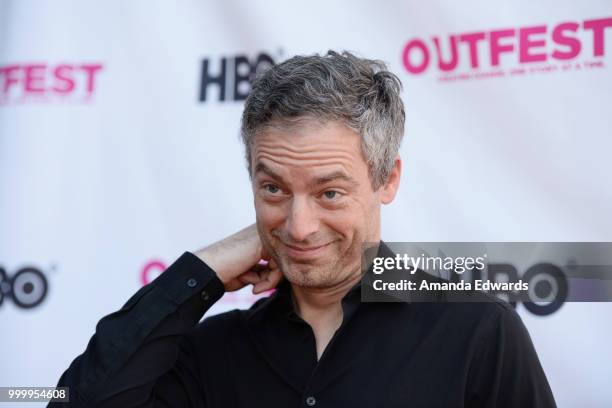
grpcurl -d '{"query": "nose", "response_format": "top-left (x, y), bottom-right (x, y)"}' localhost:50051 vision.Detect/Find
top-left (285, 196), bottom-right (319, 242)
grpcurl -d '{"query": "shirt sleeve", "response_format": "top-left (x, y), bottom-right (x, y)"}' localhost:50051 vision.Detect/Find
top-left (465, 304), bottom-right (557, 408)
top-left (48, 251), bottom-right (225, 408)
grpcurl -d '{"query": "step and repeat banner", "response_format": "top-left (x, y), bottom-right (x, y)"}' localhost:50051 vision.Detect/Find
top-left (1, 0), bottom-right (611, 406)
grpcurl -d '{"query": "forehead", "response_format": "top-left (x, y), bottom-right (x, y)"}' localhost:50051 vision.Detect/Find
top-left (251, 120), bottom-right (366, 172)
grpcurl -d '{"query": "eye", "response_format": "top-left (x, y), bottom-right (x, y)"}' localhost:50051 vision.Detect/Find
top-left (263, 184), bottom-right (281, 194)
top-left (323, 190), bottom-right (341, 200)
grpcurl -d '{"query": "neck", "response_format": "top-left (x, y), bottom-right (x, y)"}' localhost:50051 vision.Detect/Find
top-left (290, 267), bottom-right (362, 325)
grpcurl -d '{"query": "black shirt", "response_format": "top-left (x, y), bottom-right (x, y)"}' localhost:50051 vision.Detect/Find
top-left (51, 243), bottom-right (556, 407)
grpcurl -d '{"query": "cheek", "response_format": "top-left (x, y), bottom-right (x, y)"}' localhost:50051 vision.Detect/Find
top-left (322, 211), bottom-right (355, 235)
top-left (255, 199), bottom-right (287, 230)
top-left (327, 196), bottom-right (379, 240)
top-left (320, 206), bottom-right (365, 241)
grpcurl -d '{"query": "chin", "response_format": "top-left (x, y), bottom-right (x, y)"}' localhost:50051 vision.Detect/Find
top-left (281, 260), bottom-right (339, 288)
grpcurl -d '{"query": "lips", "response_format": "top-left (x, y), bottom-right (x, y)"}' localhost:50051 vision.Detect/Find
top-left (283, 242), bottom-right (332, 259)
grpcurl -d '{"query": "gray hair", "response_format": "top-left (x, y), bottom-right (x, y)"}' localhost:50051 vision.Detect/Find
top-left (240, 50), bottom-right (405, 189)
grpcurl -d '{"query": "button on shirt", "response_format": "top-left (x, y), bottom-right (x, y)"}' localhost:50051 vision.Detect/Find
top-left (51, 242), bottom-right (556, 407)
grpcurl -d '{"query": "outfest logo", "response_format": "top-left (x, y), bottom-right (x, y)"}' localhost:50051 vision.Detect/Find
top-left (0, 63), bottom-right (103, 104)
top-left (401, 16), bottom-right (611, 82)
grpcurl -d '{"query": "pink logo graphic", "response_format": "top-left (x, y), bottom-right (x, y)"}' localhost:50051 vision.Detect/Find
top-left (0, 63), bottom-right (103, 104)
top-left (402, 17), bottom-right (611, 82)
top-left (141, 260), bottom-right (167, 285)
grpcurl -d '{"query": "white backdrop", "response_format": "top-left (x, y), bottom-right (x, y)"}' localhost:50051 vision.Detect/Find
top-left (1, 0), bottom-right (612, 406)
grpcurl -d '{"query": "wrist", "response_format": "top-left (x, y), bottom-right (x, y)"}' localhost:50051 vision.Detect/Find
top-left (193, 248), bottom-right (230, 285)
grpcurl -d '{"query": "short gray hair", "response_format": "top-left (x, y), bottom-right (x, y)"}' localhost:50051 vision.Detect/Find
top-left (240, 50), bottom-right (405, 189)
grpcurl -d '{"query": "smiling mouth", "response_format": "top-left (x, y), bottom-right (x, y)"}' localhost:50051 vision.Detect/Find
top-left (283, 242), bottom-right (333, 258)
top-left (285, 243), bottom-right (328, 251)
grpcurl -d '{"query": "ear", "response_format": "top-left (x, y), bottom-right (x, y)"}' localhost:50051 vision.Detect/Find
top-left (379, 156), bottom-right (401, 204)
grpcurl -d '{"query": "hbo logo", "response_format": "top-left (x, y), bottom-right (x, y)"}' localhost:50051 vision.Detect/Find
top-left (0, 266), bottom-right (48, 309)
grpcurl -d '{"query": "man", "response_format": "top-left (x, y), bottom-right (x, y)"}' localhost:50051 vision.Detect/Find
top-left (51, 51), bottom-right (556, 407)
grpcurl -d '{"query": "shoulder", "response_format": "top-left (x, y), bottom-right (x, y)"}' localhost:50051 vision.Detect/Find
top-left (451, 289), bottom-right (525, 333)
top-left (446, 291), bottom-right (522, 331)
top-left (400, 273), bottom-right (525, 340)
top-left (431, 292), bottom-right (531, 352)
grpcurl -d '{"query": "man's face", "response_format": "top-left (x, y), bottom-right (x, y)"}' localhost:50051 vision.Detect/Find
top-left (251, 119), bottom-right (397, 289)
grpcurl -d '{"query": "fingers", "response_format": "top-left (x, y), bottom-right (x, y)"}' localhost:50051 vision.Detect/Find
top-left (224, 279), bottom-right (245, 292)
top-left (260, 244), bottom-right (272, 261)
top-left (238, 271), bottom-right (262, 285)
top-left (252, 265), bottom-right (284, 294)
top-left (232, 258), bottom-right (283, 295)
top-left (249, 260), bottom-right (269, 274)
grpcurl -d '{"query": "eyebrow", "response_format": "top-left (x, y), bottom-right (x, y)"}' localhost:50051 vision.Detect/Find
top-left (314, 171), bottom-right (359, 187)
top-left (254, 163), bottom-right (286, 184)
top-left (254, 162), bottom-right (358, 187)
